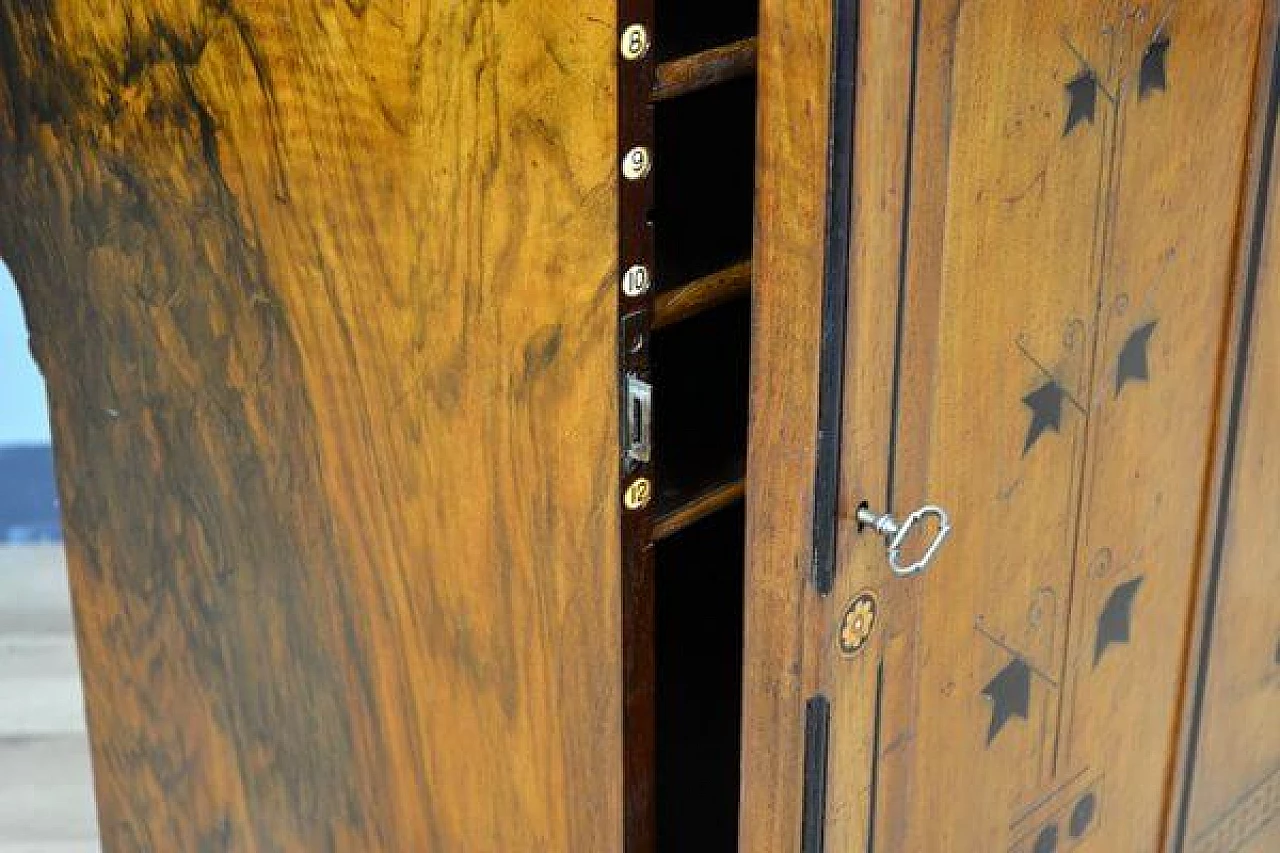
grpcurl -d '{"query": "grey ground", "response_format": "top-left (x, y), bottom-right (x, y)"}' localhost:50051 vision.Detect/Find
top-left (0, 546), bottom-right (100, 853)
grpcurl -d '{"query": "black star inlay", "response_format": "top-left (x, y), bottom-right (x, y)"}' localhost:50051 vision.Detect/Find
top-left (1139, 36), bottom-right (1171, 99)
top-left (1116, 320), bottom-right (1158, 396)
top-left (1023, 379), bottom-right (1067, 455)
top-left (1095, 576), bottom-right (1144, 667)
top-left (982, 656), bottom-right (1031, 745)
top-left (1065, 71), bottom-right (1098, 136)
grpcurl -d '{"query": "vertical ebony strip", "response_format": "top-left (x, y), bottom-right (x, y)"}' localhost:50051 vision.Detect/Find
top-left (618, 2), bottom-right (658, 851)
top-left (812, 0), bottom-right (861, 595)
top-left (1172, 23), bottom-right (1280, 853)
top-left (866, 659), bottom-right (885, 853)
top-left (802, 695), bottom-right (832, 853)
top-left (884, 0), bottom-right (923, 514)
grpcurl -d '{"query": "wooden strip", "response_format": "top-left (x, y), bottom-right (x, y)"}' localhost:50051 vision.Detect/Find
top-left (618, 0), bottom-right (658, 850)
top-left (651, 38), bottom-right (758, 102)
top-left (1170, 3), bottom-right (1280, 847)
top-left (651, 479), bottom-right (745, 542)
top-left (653, 261), bottom-right (752, 329)
top-left (800, 695), bottom-right (831, 853)
top-left (823, 3), bottom-right (922, 849)
top-left (739, 0), bottom-right (834, 843)
top-left (811, 0), bottom-right (859, 596)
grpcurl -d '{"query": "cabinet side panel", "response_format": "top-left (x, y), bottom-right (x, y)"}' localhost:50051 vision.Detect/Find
top-left (0, 2), bottom-right (621, 850)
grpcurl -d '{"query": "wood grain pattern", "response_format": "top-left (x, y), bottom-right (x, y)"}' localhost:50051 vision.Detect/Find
top-left (0, 3), bottom-right (621, 850)
top-left (750, 1), bottom-right (1271, 850)
top-left (824, 4), bottom-right (921, 847)
top-left (861, 3), bottom-right (1263, 850)
top-left (738, 0), bottom-right (832, 846)
top-left (651, 478), bottom-right (744, 542)
top-left (1173, 4), bottom-right (1280, 846)
top-left (652, 261), bottom-right (751, 330)
top-left (651, 38), bottom-right (758, 103)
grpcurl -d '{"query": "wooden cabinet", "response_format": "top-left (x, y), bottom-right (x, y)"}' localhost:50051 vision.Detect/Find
top-left (0, 1), bottom-right (1276, 850)
top-left (746, 1), bottom-right (1280, 851)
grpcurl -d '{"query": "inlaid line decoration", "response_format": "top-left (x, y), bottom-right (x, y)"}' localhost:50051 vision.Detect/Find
top-left (1009, 770), bottom-right (1105, 853)
top-left (885, 0), bottom-right (925, 515)
top-left (1041, 3), bottom-right (1175, 777)
top-left (811, 0), bottom-right (861, 595)
top-left (1189, 765), bottom-right (1280, 853)
top-left (802, 695), bottom-right (832, 853)
top-left (1175, 7), bottom-right (1280, 846)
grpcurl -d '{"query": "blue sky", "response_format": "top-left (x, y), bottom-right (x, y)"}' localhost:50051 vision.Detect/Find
top-left (0, 263), bottom-right (52, 445)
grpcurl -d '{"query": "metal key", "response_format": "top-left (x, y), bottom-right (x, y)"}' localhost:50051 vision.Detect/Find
top-left (856, 504), bottom-right (951, 577)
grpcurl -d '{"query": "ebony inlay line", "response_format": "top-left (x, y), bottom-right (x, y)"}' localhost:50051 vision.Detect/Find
top-left (811, 0), bottom-right (860, 595)
top-left (1172, 21), bottom-right (1280, 853)
top-left (653, 260), bottom-right (752, 329)
top-left (866, 659), bottom-right (885, 852)
top-left (802, 695), bottom-right (832, 853)
top-left (652, 478), bottom-right (746, 541)
top-left (884, 0), bottom-right (923, 514)
top-left (651, 37), bottom-right (758, 102)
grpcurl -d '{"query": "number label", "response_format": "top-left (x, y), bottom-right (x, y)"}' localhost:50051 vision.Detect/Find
top-left (622, 146), bottom-right (652, 181)
top-left (621, 24), bottom-right (650, 61)
top-left (622, 264), bottom-right (651, 297)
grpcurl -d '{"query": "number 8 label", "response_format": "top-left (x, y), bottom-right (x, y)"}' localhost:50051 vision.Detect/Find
top-left (621, 24), bottom-right (649, 61)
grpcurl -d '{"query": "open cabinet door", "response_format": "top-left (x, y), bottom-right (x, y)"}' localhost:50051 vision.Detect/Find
top-left (744, 1), bottom-right (1275, 851)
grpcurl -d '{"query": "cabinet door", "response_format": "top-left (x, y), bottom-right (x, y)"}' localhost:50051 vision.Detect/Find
top-left (745, 1), bottom-right (1271, 851)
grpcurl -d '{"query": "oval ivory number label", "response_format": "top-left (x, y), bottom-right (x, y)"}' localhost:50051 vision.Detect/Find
top-left (622, 264), bottom-right (650, 297)
top-left (623, 477), bottom-right (652, 511)
top-left (622, 147), bottom-right (652, 181)
top-left (621, 24), bottom-right (649, 61)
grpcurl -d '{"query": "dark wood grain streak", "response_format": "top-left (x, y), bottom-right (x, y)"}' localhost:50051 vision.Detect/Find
top-left (0, 2), bottom-right (622, 850)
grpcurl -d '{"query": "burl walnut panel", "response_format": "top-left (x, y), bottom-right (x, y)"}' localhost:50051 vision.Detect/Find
top-left (0, 3), bottom-right (621, 850)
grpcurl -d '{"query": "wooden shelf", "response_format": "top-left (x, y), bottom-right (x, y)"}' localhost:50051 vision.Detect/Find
top-left (652, 478), bottom-right (746, 542)
top-left (654, 261), bottom-right (752, 330)
top-left (651, 38), bottom-right (758, 102)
